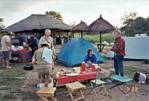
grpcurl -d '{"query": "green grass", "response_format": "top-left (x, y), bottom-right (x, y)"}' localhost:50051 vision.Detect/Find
top-left (124, 66), bottom-right (146, 77)
top-left (0, 94), bottom-right (17, 101)
top-left (0, 63), bottom-right (25, 86)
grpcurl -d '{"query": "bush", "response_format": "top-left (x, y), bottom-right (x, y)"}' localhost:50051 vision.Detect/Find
top-left (74, 33), bottom-right (114, 43)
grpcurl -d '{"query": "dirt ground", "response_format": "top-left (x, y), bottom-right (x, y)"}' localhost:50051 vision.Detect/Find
top-left (19, 60), bottom-right (149, 101)
top-left (0, 45), bottom-right (149, 101)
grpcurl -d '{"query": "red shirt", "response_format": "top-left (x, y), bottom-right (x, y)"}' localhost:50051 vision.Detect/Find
top-left (111, 36), bottom-right (125, 56)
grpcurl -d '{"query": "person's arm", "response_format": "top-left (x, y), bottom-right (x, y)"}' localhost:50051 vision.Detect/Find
top-left (84, 55), bottom-right (88, 63)
top-left (6, 36), bottom-right (11, 49)
top-left (111, 39), bottom-right (124, 52)
top-left (32, 52), bottom-right (36, 64)
top-left (38, 37), bottom-right (43, 48)
top-left (51, 38), bottom-right (56, 55)
top-left (92, 55), bottom-right (97, 64)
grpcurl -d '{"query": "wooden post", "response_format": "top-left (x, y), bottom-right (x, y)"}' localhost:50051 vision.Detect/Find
top-left (99, 32), bottom-right (102, 52)
top-left (81, 32), bottom-right (83, 38)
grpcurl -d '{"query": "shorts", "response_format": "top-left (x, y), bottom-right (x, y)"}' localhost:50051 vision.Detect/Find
top-left (2, 51), bottom-right (10, 60)
top-left (37, 68), bottom-right (50, 80)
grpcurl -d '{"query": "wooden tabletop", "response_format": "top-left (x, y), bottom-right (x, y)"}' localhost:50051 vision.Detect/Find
top-left (37, 87), bottom-right (56, 95)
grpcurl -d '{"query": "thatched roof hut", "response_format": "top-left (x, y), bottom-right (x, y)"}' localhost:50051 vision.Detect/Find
top-left (71, 20), bottom-right (88, 32)
top-left (89, 15), bottom-right (115, 33)
top-left (71, 20), bottom-right (88, 38)
top-left (89, 15), bottom-right (115, 51)
top-left (0, 25), bottom-right (5, 32)
top-left (6, 14), bottom-right (71, 33)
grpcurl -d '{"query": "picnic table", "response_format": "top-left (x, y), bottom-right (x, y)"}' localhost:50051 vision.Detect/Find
top-left (56, 68), bottom-right (110, 86)
top-left (57, 72), bottom-right (96, 86)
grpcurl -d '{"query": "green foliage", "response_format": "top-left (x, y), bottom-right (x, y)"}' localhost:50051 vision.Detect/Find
top-left (46, 11), bottom-right (63, 21)
top-left (74, 33), bottom-right (114, 43)
top-left (0, 18), bottom-right (3, 22)
top-left (121, 12), bottom-right (149, 36)
top-left (124, 66), bottom-right (145, 77)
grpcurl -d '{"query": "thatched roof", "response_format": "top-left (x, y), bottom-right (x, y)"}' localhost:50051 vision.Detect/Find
top-left (71, 20), bottom-right (88, 32)
top-left (0, 25), bottom-right (5, 32)
top-left (89, 15), bottom-right (115, 33)
top-left (6, 14), bottom-right (72, 32)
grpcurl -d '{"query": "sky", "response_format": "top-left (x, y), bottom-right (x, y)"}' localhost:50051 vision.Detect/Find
top-left (0, 0), bottom-right (149, 27)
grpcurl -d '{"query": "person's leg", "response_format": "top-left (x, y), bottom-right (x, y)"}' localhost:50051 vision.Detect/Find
top-left (3, 51), bottom-right (11, 69)
top-left (117, 56), bottom-right (124, 76)
top-left (114, 55), bottom-right (119, 75)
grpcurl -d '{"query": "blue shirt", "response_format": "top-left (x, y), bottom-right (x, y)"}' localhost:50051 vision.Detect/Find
top-left (84, 54), bottom-right (97, 64)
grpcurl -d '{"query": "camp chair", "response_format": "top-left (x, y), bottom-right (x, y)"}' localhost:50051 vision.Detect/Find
top-left (65, 82), bottom-right (86, 101)
top-left (36, 87), bottom-right (57, 101)
top-left (110, 75), bottom-right (133, 94)
top-left (90, 69), bottom-right (110, 98)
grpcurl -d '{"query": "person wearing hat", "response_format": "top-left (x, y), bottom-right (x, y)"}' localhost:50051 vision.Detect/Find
top-left (1, 31), bottom-right (13, 69)
top-left (32, 41), bottom-right (54, 86)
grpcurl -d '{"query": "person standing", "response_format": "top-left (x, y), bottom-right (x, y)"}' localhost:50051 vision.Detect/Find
top-left (110, 30), bottom-right (125, 76)
top-left (32, 42), bottom-right (54, 84)
top-left (29, 33), bottom-right (38, 57)
top-left (38, 29), bottom-right (55, 55)
top-left (1, 32), bottom-right (13, 69)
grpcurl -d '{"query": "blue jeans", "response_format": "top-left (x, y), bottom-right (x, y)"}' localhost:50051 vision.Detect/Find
top-left (114, 55), bottom-right (124, 76)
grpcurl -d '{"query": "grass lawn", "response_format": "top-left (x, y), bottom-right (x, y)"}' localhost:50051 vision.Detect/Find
top-left (0, 63), bottom-right (38, 101)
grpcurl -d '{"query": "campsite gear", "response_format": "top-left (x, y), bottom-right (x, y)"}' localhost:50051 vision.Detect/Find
top-left (57, 72), bottom-right (96, 86)
top-left (66, 82), bottom-right (86, 101)
top-left (81, 63), bottom-right (86, 72)
top-left (133, 72), bottom-right (149, 84)
top-left (36, 87), bottom-right (56, 101)
top-left (110, 75), bottom-right (133, 94)
top-left (91, 65), bottom-right (96, 72)
top-left (23, 64), bottom-right (33, 71)
top-left (57, 38), bottom-right (103, 67)
top-left (90, 69), bottom-right (110, 97)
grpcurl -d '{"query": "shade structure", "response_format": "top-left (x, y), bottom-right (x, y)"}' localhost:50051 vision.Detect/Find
top-left (57, 38), bottom-right (104, 67)
top-left (89, 15), bottom-right (115, 51)
top-left (6, 14), bottom-right (72, 33)
top-left (0, 25), bottom-right (5, 32)
top-left (71, 20), bottom-right (88, 38)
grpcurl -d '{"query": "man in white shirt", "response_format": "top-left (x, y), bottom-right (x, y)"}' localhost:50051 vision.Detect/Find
top-left (38, 29), bottom-right (55, 56)
top-left (1, 32), bottom-right (13, 69)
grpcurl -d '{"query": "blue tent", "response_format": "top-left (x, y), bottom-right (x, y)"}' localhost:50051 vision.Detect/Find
top-left (57, 38), bottom-right (103, 67)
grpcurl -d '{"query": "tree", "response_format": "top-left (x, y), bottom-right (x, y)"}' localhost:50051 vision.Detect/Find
top-left (120, 12), bottom-right (149, 36)
top-left (0, 18), bottom-right (3, 22)
top-left (46, 11), bottom-right (63, 21)
top-left (122, 12), bottom-right (138, 26)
